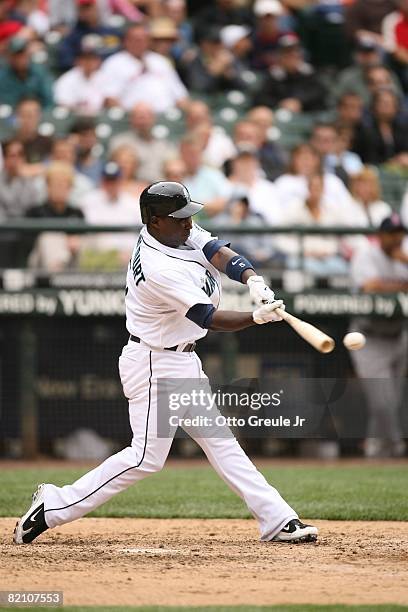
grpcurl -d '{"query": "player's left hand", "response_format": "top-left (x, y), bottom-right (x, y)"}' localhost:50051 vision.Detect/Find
top-left (253, 301), bottom-right (285, 324)
top-left (247, 275), bottom-right (276, 306)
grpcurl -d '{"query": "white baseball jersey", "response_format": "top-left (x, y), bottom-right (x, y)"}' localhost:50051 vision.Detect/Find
top-left (125, 223), bottom-right (222, 347)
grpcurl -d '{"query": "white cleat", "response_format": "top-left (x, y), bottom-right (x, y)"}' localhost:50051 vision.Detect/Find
top-left (13, 483), bottom-right (49, 544)
top-left (271, 519), bottom-right (318, 543)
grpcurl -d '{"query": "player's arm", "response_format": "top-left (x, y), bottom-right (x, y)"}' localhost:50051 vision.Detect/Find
top-left (187, 302), bottom-right (284, 332)
top-left (206, 243), bottom-right (279, 307)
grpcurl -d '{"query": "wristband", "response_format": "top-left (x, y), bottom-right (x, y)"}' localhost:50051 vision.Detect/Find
top-left (225, 255), bottom-right (255, 283)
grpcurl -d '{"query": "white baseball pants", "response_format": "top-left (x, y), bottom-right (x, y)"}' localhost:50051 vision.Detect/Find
top-left (43, 341), bottom-right (297, 541)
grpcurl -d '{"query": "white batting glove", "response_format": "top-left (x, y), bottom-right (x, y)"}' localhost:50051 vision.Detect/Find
top-left (247, 275), bottom-right (276, 306)
top-left (253, 301), bottom-right (285, 324)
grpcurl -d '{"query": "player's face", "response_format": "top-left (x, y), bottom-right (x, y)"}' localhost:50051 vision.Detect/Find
top-left (150, 215), bottom-right (193, 247)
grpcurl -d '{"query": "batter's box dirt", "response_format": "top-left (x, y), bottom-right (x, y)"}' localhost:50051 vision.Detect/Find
top-left (1, 518), bottom-right (408, 606)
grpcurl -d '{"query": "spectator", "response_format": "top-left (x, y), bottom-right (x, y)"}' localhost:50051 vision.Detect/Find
top-left (49, 0), bottom-right (144, 28)
top-left (0, 139), bottom-right (42, 219)
top-left (336, 92), bottom-right (364, 130)
top-left (58, 0), bottom-right (121, 71)
top-left (353, 88), bottom-right (408, 166)
top-left (101, 23), bottom-right (189, 112)
top-left (149, 17), bottom-right (179, 60)
top-left (213, 192), bottom-right (276, 266)
top-left (184, 100), bottom-right (236, 169)
top-left (13, 0), bottom-right (50, 37)
top-left (226, 148), bottom-right (282, 224)
top-left (0, 36), bottom-right (53, 108)
top-left (349, 166), bottom-right (392, 226)
top-left (80, 161), bottom-right (140, 269)
top-left (310, 123), bottom-right (363, 183)
top-left (26, 162), bottom-right (84, 272)
top-left (349, 214), bottom-right (408, 457)
top-left (250, 0), bottom-right (286, 71)
top-left (54, 33), bottom-right (108, 115)
top-left (178, 26), bottom-right (247, 94)
top-left (193, 0), bottom-right (254, 42)
top-left (333, 37), bottom-right (401, 105)
top-left (382, 0), bottom-right (408, 92)
top-left (274, 143), bottom-right (355, 215)
top-left (163, 0), bottom-right (193, 61)
top-left (180, 132), bottom-right (230, 219)
top-left (13, 97), bottom-right (52, 164)
top-left (110, 144), bottom-right (148, 199)
top-left (345, 0), bottom-right (395, 48)
top-left (276, 173), bottom-right (350, 276)
top-left (41, 137), bottom-right (94, 208)
top-left (70, 116), bottom-right (104, 185)
top-left (246, 106), bottom-right (287, 180)
top-left (220, 24), bottom-right (252, 67)
top-left (109, 102), bottom-right (176, 183)
top-left (254, 34), bottom-right (327, 112)
top-left (365, 64), bottom-right (404, 101)
top-left (163, 157), bottom-right (188, 183)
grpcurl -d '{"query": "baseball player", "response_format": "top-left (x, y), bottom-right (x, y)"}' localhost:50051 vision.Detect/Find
top-left (14, 182), bottom-right (318, 545)
top-left (350, 213), bottom-right (408, 457)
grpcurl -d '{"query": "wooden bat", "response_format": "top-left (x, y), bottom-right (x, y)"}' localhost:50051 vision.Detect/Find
top-left (275, 308), bottom-right (335, 354)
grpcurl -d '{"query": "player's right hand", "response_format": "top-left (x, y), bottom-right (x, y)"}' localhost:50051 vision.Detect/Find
top-left (253, 301), bottom-right (285, 324)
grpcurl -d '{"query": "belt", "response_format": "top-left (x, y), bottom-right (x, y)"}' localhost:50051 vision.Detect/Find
top-left (130, 335), bottom-right (196, 353)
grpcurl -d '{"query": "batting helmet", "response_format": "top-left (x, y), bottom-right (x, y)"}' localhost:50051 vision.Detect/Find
top-left (139, 181), bottom-right (203, 224)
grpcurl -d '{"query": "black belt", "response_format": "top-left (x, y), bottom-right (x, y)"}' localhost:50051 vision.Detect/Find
top-left (130, 335), bottom-right (196, 352)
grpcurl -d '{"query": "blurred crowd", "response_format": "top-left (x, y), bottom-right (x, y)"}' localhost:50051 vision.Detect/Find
top-left (0, 0), bottom-right (407, 274)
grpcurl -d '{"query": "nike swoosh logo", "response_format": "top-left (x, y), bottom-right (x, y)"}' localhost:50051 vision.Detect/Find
top-left (30, 507), bottom-right (43, 523)
top-left (231, 260), bottom-right (239, 266)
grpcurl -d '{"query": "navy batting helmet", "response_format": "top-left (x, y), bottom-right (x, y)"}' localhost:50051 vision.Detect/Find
top-left (139, 181), bottom-right (203, 224)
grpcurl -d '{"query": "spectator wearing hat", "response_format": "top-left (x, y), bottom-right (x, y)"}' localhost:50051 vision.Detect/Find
top-left (149, 17), bottom-right (180, 61)
top-left (80, 161), bottom-right (141, 269)
top-left (0, 36), bottom-right (53, 108)
top-left (178, 26), bottom-right (247, 94)
top-left (254, 33), bottom-right (327, 112)
top-left (382, 0), bottom-right (408, 92)
top-left (58, 0), bottom-right (121, 71)
top-left (109, 102), bottom-right (176, 183)
top-left (333, 37), bottom-right (401, 105)
top-left (13, 97), bottom-right (53, 164)
top-left (349, 213), bottom-right (408, 458)
top-left (163, 0), bottom-right (193, 61)
top-left (220, 24), bottom-right (252, 67)
top-left (250, 0), bottom-right (287, 71)
top-left (54, 34), bottom-right (109, 115)
top-left (101, 23), bottom-right (189, 112)
top-left (25, 161), bottom-right (85, 272)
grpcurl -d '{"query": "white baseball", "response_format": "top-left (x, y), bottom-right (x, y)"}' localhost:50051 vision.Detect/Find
top-left (343, 332), bottom-right (366, 351)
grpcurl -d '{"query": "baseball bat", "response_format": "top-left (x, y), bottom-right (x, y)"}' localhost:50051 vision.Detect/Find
top-left (275, 308), bottom-right (335, 354)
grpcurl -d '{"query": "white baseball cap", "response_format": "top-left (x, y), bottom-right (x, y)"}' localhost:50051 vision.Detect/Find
top-left (254, 0), bottom-right (284, 17)
top-left (220, 25), bottom-right (250, 49)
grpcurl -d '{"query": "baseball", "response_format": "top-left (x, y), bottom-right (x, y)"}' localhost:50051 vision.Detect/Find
top-left (343, 332), bottom-right (366, 351)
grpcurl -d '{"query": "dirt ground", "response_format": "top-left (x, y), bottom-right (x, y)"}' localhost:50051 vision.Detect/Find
top-left (1, 518), bottom-right (408, 607)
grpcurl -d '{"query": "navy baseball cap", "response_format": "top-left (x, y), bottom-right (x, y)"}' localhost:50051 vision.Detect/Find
top-left (379, 213), bottom-right (406, 233)
top-left (102, 162), bottom-right (122, 180)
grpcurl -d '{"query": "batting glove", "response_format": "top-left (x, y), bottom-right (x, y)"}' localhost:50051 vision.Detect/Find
top-left (247, 275), bottom-right (276, 306)
top-left (253, 301), bottom-right (285, 324)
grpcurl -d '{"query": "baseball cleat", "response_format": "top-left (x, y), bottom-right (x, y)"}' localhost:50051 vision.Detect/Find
top-left (271, 519), bottom-right (318, 543)
top-left (13, 483), bottom-right (49, 544)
